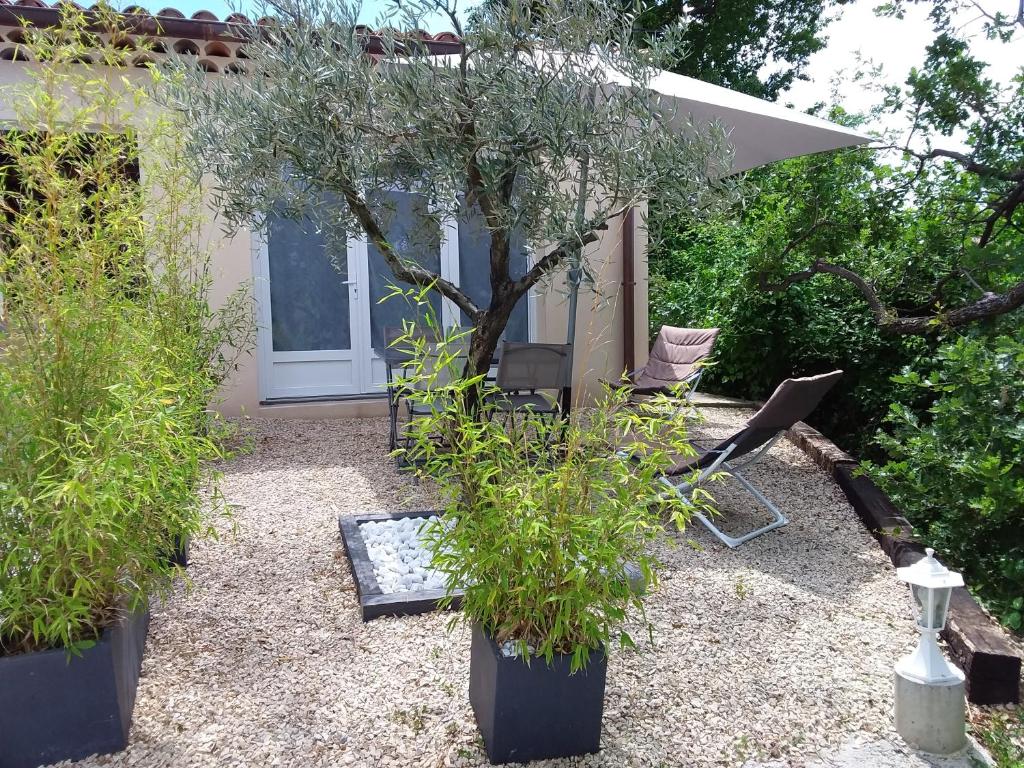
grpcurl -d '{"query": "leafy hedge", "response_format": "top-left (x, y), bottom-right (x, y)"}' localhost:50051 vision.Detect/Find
top-left (870, 332), bottom-right (1024, 630)
top-left (649, 216), bottom-right (929, 456)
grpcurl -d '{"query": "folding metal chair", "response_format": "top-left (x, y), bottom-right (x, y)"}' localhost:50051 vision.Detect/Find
top-left (381, 326), bottom-right (436, 452)
top-left (486, 342), bottom-right (572, 423)
top-left (660, 370), bottom-right (843, 547)
top-left (381, 326), bottom-right (472, 455)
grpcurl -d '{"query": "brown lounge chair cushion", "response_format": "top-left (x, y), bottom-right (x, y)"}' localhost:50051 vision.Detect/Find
top-left (630, 327), bottom-right (720, 393)
top-left (623, 370), bottom-right (843, 476)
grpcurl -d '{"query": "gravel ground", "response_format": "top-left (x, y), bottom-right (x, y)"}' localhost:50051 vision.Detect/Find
top-left (60, 408), bottom-right (944, 768)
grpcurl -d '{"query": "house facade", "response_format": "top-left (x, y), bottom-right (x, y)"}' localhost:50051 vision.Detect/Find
top-left (0, 4), bottom-right (650, 418)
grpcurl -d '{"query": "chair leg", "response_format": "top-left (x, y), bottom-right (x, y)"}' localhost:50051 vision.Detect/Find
top-left (388, 397), bottom-right (399, 452)
top-left (666, 471), bottom-right (789, 548)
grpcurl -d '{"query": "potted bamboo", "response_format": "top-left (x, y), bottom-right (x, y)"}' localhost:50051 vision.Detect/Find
top-left (396, 321), bottom-right (709, 763)
top-left (0, 12), bottom-right (250, 766)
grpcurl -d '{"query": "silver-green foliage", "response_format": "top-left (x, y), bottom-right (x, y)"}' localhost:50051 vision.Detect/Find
top-left (158, 0), bottom-right (734, 373)
top-left (0, 9), bottom-right (254, 655)
top-left (391, 301), bottom-right (714, 670)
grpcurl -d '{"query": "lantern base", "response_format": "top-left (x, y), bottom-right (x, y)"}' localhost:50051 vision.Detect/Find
top-left (894, 669), bottom-right (967, 755)
top-left (896, 631), bottom-right (965, 684)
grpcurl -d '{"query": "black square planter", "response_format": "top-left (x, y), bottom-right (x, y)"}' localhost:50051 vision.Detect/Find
top-left (0, 606), bottom-right (150, 768)
top-left (166, 534), bottom-right (190, 568)
top-left (468, 622), bottom-right (607, 764)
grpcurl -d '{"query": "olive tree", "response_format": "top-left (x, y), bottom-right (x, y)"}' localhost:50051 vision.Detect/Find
top-left (160, 0), bottom-right (732, 376)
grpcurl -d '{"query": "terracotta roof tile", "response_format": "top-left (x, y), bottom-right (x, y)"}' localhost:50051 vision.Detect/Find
top-left (0, 1), bottom-right (462, 43)
top-left (0, 1), bottom-right (464, 69)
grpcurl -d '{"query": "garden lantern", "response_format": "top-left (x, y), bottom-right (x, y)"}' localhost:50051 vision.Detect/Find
top-left (895, 548), bottom-right (965, 684)
top-left (893, 548), bottom-right (968, 755)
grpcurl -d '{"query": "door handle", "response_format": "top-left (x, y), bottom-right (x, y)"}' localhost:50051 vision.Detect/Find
top-left (342, 279), bottom-right (358, 298)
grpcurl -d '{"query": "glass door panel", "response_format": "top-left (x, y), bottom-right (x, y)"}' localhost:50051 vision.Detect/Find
top-left (268, 216), bottom-right (351, 351)
top-left (260, 203), bottom-right (361, 400)
top-left (360, 190), bottom-right (444, 393)
top-left (366, 190), bottom-right (442, 350)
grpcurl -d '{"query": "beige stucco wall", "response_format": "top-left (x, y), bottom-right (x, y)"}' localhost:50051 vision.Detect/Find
top-left (0, 53), bottom-right (649, 419)
top-left (533, 205), bottom-right (649, 406)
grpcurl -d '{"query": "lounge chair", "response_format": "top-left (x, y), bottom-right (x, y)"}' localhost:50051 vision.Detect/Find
top-left (617, 326), bottom-right (720, 401)
top-left (660, 370), bottom-right (843, 548)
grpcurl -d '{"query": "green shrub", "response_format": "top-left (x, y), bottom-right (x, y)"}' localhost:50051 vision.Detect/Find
top-left (0, 8), bottom-right (253, 654)
top-left (869, 331), bottom-right (1024, 629)
top-left (649, 215), bottom-right (927, 455)
top-left (393, 314), bottom-right (712, 670)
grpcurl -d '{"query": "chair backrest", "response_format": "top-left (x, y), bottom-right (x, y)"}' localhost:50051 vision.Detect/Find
top-left (634, 326), bottom-right (720, 389)
top-left (495, 342), bottom-right (572, 391)
top-left (382, 326), bottom-right (439, 365)
top-left (707, 370), bottom-right (843, 464)
top-left (383, 326), bottom-right (472, 388)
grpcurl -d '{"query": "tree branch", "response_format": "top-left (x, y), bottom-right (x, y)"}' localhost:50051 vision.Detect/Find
top-left (879, 144), bottom-right (1024, 183)
top-left (513, 228), bottom-right (602, 295)
top-left (336, 177), bottom-right (481, 320)
top-left (759, 259), bottom-right (1024, 334)
top-left (978, 177), bottom-right (1024, 247)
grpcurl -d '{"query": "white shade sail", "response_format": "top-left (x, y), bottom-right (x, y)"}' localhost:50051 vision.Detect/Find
top-left (645, 69), bottom-right (871, 174)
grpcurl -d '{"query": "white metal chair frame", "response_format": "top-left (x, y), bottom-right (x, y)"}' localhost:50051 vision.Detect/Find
top-left (660, 431), bottom-right (788, 548)
top-left (654, 369), bottom-right (844, 548)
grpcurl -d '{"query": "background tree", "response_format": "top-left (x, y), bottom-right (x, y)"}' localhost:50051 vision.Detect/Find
top-left (481, 0), bottom-right (849, 100)
top-left (632, 0), bottom-right (850, 99)
top-left (161, 0), bottom-right (733, 378)
top-left (758, 1), bottom-right (1024, 331)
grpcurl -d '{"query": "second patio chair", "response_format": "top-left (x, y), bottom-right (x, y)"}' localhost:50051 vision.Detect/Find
top-left (486, 341), bottom-right (572, 422)
top-left (658, 369), bottom-right (842, 548)
top-left (382, 326), bottom-right (471, 454)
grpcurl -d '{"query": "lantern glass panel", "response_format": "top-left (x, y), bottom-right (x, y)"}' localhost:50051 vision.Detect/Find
top-left (910, 583), bottom-right (951, 630)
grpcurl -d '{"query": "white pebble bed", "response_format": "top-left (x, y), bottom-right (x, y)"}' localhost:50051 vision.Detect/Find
top-left (360, 516), bottom-right (447, 593)
top-left (53, 413), bottom-right (1018, 768)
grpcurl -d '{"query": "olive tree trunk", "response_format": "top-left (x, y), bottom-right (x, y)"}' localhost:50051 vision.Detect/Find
top-left (465, 283), bottom-right (522, 378)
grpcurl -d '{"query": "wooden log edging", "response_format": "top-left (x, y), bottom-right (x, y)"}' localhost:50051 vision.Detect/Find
top-left (786, 421), bottom-right (1022, 706)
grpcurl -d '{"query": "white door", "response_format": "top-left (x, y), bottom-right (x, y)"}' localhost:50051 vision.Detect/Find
top-left (254, 212), bottom-right (364, 400)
